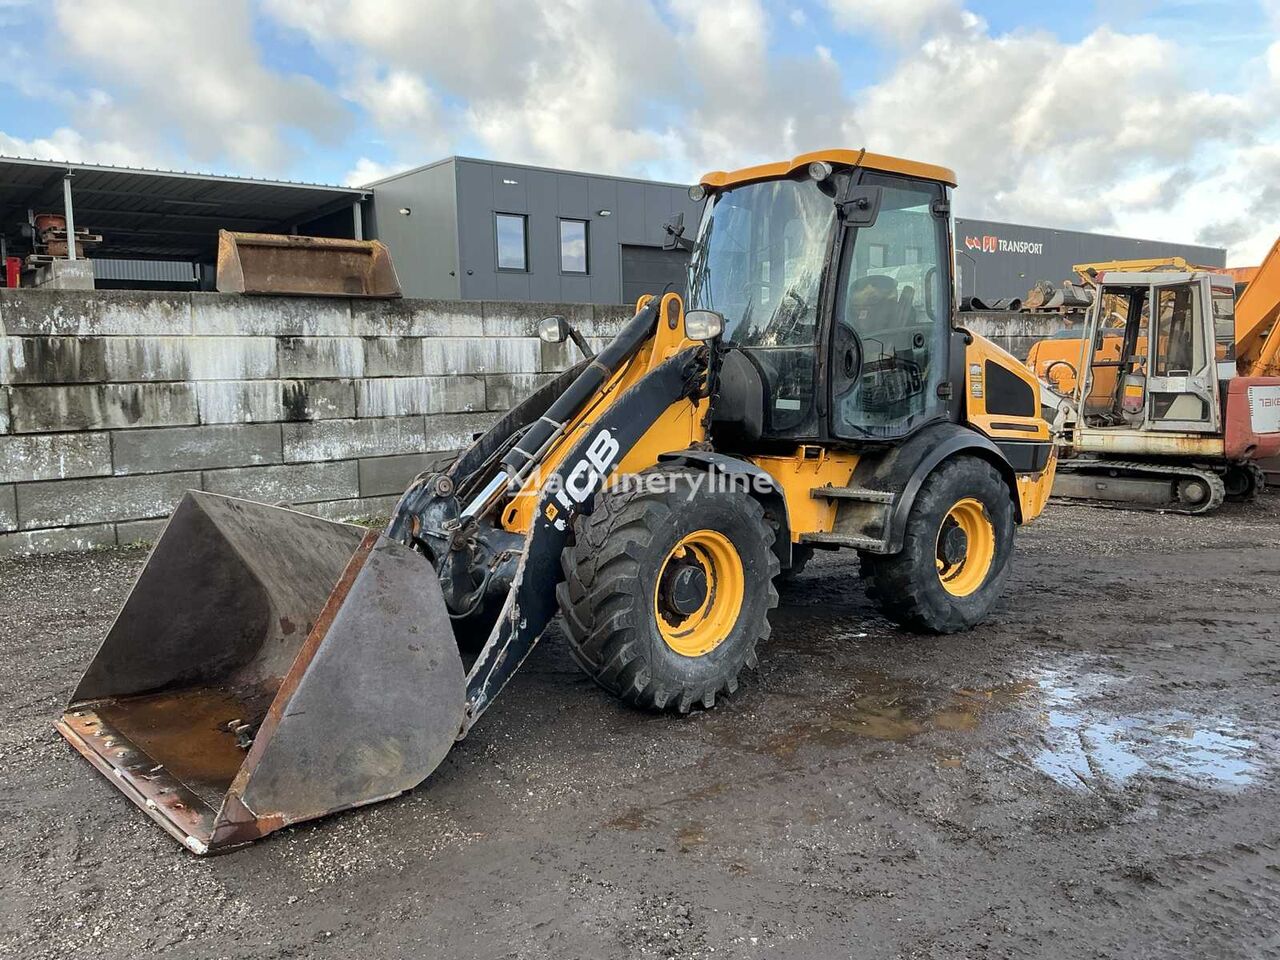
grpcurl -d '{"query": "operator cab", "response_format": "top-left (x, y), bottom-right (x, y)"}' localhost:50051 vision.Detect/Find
top-left (1072, 272), bottom-right (1237, 434)
top-left (685, 152), bottom-right (956, 450)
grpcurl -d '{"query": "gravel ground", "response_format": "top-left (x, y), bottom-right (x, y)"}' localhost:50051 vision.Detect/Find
top-left (1, 497), bottom-right (1278, 959)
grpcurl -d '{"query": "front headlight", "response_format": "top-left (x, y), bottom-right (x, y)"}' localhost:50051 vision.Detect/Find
top-left (684, 310), bottom-right (724, 341)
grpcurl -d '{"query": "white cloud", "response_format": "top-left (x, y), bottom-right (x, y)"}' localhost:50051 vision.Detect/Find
top-left (266, 0), bottom-right (680, 175)
top-left (6, 0), bottom-right (1280, 264)
top-left (343, 67), bottom-right (452, 158)
top-left (264, 0), bottom-right (1280, 262)
top-left (344, 156), bottom-right (413, 187)
top-left (849, 20), bottom-right (1271, 259)
top-left (50, 0), bottom-right (348, 172)
top-left (665, 0), bottom-right (858, 174)
top-left (1184, 145), bottom-right (1280, 262)
top-left (262, 0), bottom-right (851, 179)
top-left (457, 0), bottom-right (681, 175)
top-left (0, 126), bottom-right (155, 168)
top-left (825, 0), bottom-right (971, 44)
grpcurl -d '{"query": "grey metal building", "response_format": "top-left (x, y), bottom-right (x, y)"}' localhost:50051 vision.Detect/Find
top-left (364, 157), bottom-right (700, 304)
top-left (953, 217), bottom-right (1226, 303)
top-left (364, 157), bottom-right (1227, 306)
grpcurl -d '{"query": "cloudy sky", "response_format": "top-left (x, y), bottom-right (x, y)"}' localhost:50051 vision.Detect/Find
top-left (1, 0), bottom-right (1278, 261)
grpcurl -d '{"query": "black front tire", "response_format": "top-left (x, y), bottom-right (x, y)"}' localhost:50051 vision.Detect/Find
top-left (860, 456), bottom-right (1016, 634)
top-left (556, 466), bottom-right (779, 713)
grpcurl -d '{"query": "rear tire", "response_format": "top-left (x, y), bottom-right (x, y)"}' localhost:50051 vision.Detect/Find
top-left (860, 456), bottom-right (1015, 634)
top-left (556, 465), bottom-right (779, 713)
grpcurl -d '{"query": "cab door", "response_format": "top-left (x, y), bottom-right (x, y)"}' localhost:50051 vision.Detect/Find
top-left (1145, 279), bottom-right (1219, 432)
top-left (828, 173), bottom-right (952, 440)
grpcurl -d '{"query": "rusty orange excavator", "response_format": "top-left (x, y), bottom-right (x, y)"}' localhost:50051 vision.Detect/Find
top-left (1029, 238), bottom-right (1280, 513)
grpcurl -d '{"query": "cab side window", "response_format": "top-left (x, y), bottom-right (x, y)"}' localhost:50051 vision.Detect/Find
top-left (831, 175), bottom-right (949, 438)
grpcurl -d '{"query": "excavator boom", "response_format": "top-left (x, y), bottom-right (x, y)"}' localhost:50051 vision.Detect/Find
top-left (1235, 235), bottom-right (1280, 377)
top-left (1073, 255), bottom-right (1213, 280)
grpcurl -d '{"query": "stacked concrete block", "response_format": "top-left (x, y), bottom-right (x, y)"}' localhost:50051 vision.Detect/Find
top-left (957, 311), bottom-right (1070, 360)
top-left (0, 290), bottom-right (624, 556)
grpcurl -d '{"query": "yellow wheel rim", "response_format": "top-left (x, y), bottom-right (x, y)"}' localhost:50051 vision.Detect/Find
top-left (935, 498), bottom-right (995, 598)
top-left (654, 529), bottom-right (745, 657)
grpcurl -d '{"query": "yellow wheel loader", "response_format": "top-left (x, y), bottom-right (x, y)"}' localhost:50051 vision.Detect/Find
top-left (57, 150), bottom-right (1056, 854)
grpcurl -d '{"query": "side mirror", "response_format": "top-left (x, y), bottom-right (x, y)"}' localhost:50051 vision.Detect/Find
top-left (538, 314), bottom-right (595, 360)
top-left (838, 186), bottom-right (882, 227)
top-left (684, 309), bottom-right (724, 341)
top-left (538, 315), bottom-right (569, 344)
top-left (663, 212), bottom-right (693, 252)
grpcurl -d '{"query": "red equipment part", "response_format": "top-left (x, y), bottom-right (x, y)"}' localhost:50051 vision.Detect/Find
top-left (4, 257), bottom-right (19, 289)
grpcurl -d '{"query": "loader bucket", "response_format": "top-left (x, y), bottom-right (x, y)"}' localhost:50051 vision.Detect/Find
top-left (56, 491), bottom-right (465, 854)
top-left (215, 230), bottom-right (402, 298)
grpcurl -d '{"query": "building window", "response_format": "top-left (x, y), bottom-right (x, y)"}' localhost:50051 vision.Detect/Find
top-left (495, 213), bottom-right (528, 271)
top-left (560, 219), bottom-right (589, 274)
top-left (868, 243), bottom-right (888, 268)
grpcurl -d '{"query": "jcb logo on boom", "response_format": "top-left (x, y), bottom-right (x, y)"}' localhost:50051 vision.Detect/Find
top-left (544, 429), bottom-right (620, 531)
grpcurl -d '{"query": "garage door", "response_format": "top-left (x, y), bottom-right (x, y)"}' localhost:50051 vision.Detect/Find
top-left (620, 244), bottom-right (689, 305)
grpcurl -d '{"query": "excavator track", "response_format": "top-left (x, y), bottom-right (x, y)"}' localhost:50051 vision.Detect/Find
top-left (1052, 459), bottom-right (1227, 515)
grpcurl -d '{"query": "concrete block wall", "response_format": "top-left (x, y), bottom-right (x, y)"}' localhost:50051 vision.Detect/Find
top-left (957, 311), bottom-right (1072, 360)
top-left (0, 290), bottom-right (629, 556)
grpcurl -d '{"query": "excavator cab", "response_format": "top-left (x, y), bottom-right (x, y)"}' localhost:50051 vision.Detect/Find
top-left (59, 150), bottom-right (1057, 853)
top-left (1068, 273), bottom-right (1232, 434)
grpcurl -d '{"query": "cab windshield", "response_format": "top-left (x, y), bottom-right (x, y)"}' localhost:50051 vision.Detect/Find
top-left (686, 177), bottom-right (836, 347)
top-left (686, 177), bottom-right (836, 436)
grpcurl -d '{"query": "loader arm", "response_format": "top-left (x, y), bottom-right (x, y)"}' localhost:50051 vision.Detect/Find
top-left (461, 346), bottom-right (707, 724)
top-left (1236, 235), bottom-right (1280, 377)
top-left (387, 291), bottom-right (714, 726)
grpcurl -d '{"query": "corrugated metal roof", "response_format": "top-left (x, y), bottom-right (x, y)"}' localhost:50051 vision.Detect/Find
top-left (0, 156), bottom-right (364, 262)
top-left (90, 258), bottom-right (198, 282)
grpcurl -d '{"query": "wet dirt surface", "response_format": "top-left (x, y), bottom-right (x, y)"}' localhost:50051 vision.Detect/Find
top-left (1, 499), bottom-right (1278, 959)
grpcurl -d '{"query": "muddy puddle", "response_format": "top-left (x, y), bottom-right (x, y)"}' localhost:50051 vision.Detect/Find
top-left (704, 665), bottom-right (1272, 793)
top-left (1021, 671), bottom-right (1262, 791)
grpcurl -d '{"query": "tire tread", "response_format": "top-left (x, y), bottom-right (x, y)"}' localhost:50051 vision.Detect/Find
top-left (556, 464), bottom-right (779, 713)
